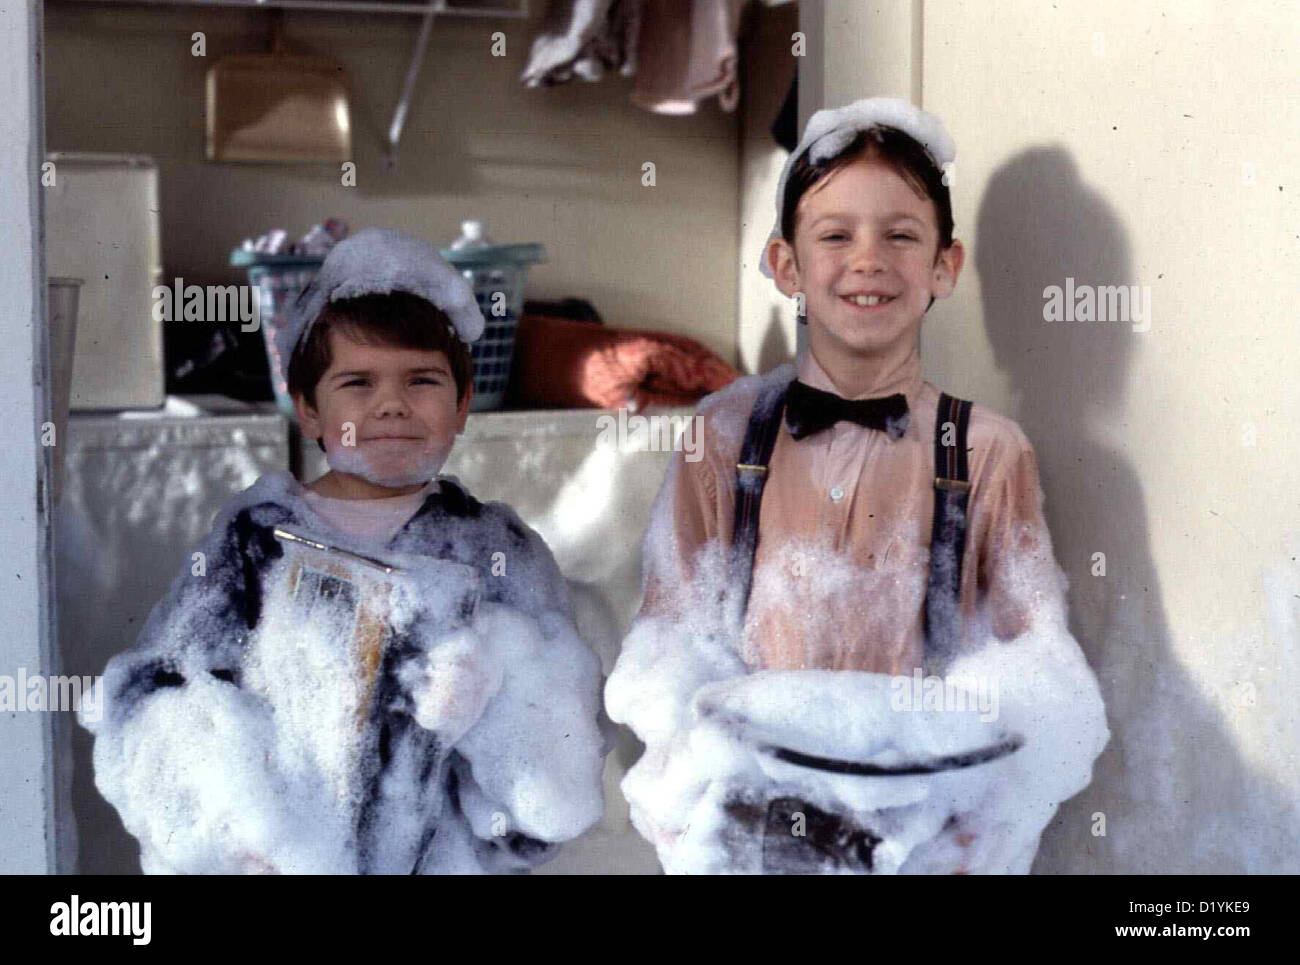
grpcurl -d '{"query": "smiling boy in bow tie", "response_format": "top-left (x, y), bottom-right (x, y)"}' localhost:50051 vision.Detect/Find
top-left (606, 99), bottom-right (1103, 875)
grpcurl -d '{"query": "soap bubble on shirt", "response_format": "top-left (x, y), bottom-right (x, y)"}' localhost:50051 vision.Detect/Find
top-left (82, 529), bottom-right (606, 874)
top-left (607, 440), bottom-right (1110, 874)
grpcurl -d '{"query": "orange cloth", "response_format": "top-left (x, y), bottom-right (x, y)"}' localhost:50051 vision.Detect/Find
top-left (639, 348), bottom-right (1060, 675)
top-left (509, 314), bottom-right (739, 410)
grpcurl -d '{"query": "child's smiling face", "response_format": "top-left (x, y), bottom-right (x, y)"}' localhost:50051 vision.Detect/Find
top-left (294, 327), bottom-right (470, 496)
top-left (768, 154), bottom-right (964, 370)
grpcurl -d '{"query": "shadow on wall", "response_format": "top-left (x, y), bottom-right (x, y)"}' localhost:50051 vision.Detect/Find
top-left (755, 303), bottom-right (796, 375)
top-left (976, 146), bottom-right (1299, 873)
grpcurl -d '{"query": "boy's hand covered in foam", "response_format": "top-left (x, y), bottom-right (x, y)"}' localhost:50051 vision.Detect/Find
top-left (401, 627), bottom-right (504, 744)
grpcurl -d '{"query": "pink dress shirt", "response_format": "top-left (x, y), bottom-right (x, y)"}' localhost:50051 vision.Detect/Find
top-left (640, 348), bottom-right (1060, 674)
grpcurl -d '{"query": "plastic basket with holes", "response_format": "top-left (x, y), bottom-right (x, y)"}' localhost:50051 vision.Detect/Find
top-left (442, 221), bottom-right (544, 412)
top-left (230, 250), bottom-right (326, 419)
top-left (232, 225), bottom-right (543, 416)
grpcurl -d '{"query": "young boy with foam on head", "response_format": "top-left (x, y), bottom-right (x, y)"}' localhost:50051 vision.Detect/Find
top-left (605, 99), bottom-right (1109, 875)
top-left (81, 228), bottom-right (607, 875)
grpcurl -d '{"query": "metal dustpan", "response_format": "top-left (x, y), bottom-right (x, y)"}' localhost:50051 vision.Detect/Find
top-left (206, 11), bottom-right (351, 163)
top-left (265, 528), bottom-right (482, 727)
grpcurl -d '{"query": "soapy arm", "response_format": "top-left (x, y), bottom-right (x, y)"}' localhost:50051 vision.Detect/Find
top-left (909, 441), bottom-right (1108, 874)
top-left (400, 523), bottom-right (608, 866)
top-left (95, 506), bottom-right (287, 728)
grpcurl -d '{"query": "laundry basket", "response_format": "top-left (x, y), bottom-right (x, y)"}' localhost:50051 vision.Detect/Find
top-left (440, 236), bottom-right (544, 412)
top-left (234, 235), bottom-right (544, 417)
top-left (230, 249), bottom-right (325, 419)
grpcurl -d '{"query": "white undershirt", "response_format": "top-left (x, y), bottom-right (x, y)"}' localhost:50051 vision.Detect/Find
top-left (301, 478), bottom-right (440, 547)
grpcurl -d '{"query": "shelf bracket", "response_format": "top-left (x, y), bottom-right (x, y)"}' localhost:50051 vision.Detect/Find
top-left (385, 1), bottom-right (439, 169)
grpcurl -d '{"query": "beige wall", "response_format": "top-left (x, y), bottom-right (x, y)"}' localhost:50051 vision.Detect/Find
top-left (814, 0), bottom-right (1300, 872)
top-left (44, 2), bottom-right (741, 361)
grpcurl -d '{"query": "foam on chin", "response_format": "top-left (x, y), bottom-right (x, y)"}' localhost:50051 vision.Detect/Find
top-left (325, 442), bottom-right (451, 489)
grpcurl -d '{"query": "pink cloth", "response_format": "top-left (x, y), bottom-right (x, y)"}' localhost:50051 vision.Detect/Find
top-left (521, 0), bottom-right (748, 115)
top-left (301, 479), bottom-right (439, 547)
top-left (508, 313), bottom-right (739, 410)
top-left (632, 0), bottom-right (745, 114)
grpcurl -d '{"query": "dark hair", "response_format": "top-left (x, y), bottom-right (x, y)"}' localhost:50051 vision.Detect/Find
top-left (287, 291), bottom-right (474, 410)
top-left (780, 125), bottom-right (955, 259)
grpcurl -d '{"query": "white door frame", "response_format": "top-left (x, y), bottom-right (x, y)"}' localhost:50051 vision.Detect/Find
top-left (0, 0), bottom-right (62, 875)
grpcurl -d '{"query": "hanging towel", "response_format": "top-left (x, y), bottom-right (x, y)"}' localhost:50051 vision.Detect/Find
top-left (521, 0), bottom-right (643, 87)
top-left (631, 0), bottom-right (746, 114)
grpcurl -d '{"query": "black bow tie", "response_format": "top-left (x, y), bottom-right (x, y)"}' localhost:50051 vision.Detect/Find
top-left (784, 380), bottom-right (910, 441)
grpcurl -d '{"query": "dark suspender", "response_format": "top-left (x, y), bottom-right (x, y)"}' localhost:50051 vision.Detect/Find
top-left (924, 392), bottom-right (973, 667)
top-left (729, 379), bottom-right (973, 667)
top-left (728, 378), bottom-right (791, 628)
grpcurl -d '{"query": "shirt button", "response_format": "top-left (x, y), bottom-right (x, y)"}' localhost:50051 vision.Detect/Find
top-left (829, 485), bottom-right (845, 503)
